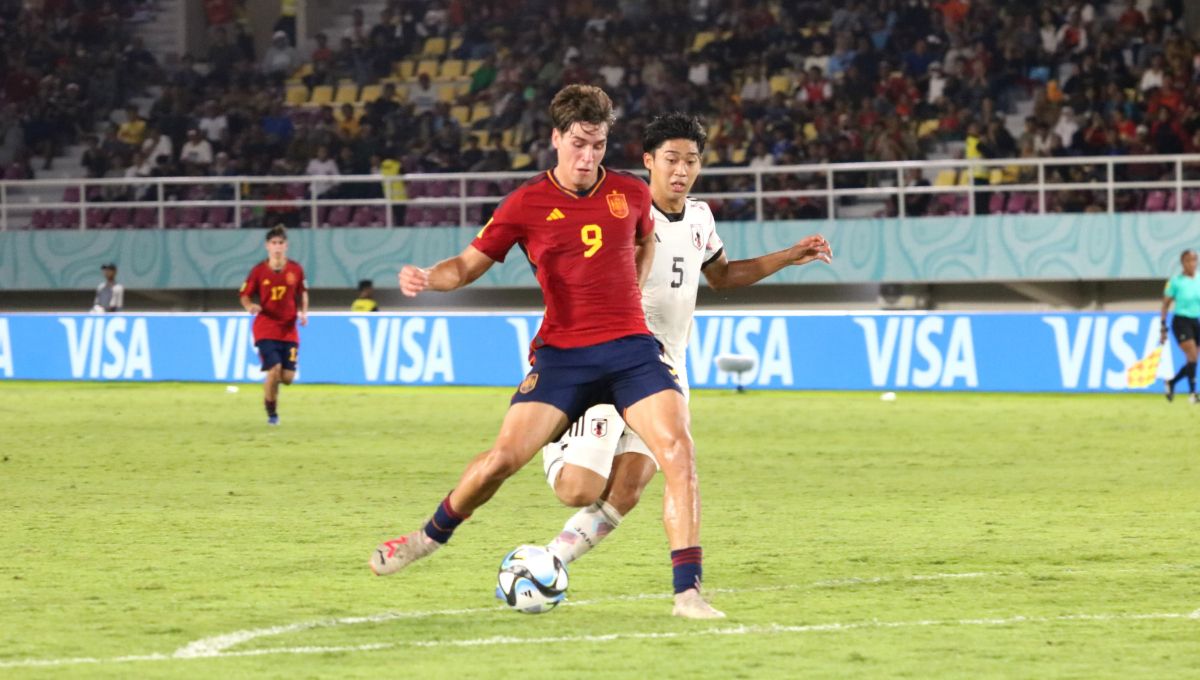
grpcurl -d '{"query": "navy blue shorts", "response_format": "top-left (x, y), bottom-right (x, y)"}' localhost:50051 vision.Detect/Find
top-left (256, 339), bottom-right (298, 371)
top-left (511, 334), bottom-right (681, 423)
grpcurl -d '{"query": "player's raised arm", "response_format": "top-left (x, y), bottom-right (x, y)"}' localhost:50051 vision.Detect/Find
top-left (399, 245), bottom-right (496, 297)
top-left (702, 233), bottom-right (832, 291)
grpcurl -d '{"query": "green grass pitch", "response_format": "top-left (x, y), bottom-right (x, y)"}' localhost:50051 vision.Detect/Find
top-left (1, 382), bottom-right (1197, 678)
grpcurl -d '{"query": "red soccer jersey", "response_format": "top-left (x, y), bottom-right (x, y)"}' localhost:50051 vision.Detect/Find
top-left (240, 259), bottom-right (307, 343)
top-left (472, 167), bottom-right (654, 349)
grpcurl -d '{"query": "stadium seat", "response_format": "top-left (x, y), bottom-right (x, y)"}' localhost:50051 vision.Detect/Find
top-left (470, 102), bottom-right (491, 124)
top-left (415, 60), bottom-right (439, 79)
top-left (988, 191), bottom-right (1007, 214)
top-left (352, 206), bottom-right (377, 227)
top-left (205, 206), bottom-right (232, 228)
top-left (85, 207), bottom-right (108, 229)
top-left (731, 146), bottom-right (747, 164)
top-left (768, 74), bottom-right (792, 95)
top-left (421, 37), bottom-right (447, 57)
top-left (1143, 191), bottom-right (1168, 212)
top-left (53, 209), bottom-right (78, 229)
top-left (30, 210), bottom-right (52, 230)
top-left (449, 35), bottom-right (463, 53)
top-left (359, 84), bottom-right (383, 103)
top-left (440, 59), bottom-right (465, 80)
top-left (511, 153), bottom-right (533, 170)
top-left (133, 208), bottom-right (157, 229)
top-left (395, 60), bottom-right (416, 81)
top-left (309, 85), bottom-right (334, 106)
top-left (466, 59), bottom-right (483, 75)
top-left (178, 206), bottom-right (205, 228)
top-left (1186, 190), bottom-right (1200, 211)
top-left (334, 82), bottom-right (359, 105)
top-left (1005, 192), bottom-right (1031, 213)
top-left (691, 31), bottom-right (716, 52)
top-left (285, 85), bottom-right (309, 106)
top-left (933, 169), bottom-right (959, 186)
top-left (450, 105), bottom-right (471, 126)
top-left (288, 63), bottom-right (313, 84)
top-left (437, 83), bottom-right (458, 103)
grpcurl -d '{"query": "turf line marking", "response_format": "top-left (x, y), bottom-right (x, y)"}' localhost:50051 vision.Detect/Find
top-left (2, 611), bottom-right (1194, 668)
top-left (175, 570), bottom-right (999, 658)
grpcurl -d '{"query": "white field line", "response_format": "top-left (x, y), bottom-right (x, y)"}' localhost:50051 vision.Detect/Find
top-left (174, 571), bottom-right (999, 658)
top-left (2, 610), bottom-right (1196, 669)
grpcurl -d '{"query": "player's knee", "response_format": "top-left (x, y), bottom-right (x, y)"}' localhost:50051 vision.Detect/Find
top-left (655, 432), bottom-right (695, 469)
top-left (555, 476), bottom-right (603, 507)
top-left (479, 446), bottom-right (526, 482)
top-left (280, 371), bottom-right (295, 385)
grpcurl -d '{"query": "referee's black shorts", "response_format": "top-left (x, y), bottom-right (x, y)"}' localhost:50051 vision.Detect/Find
top-left (1172, 315), bottom-right (1200, 344)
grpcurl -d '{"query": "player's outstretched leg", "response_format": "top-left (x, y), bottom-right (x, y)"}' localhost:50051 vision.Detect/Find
top-left (264, 365), bottom-right (281, 425)
top-left (370, 401), bottom-right (567, 576)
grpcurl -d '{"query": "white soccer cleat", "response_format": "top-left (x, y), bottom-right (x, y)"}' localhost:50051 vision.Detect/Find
top-left (672, 588), bottom-right (725, 619)
top-left (369, 530), bottom-right (440, 576)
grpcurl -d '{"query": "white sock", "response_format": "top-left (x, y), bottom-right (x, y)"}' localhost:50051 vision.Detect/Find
top-left (547, 501), bottom-right (623, 564)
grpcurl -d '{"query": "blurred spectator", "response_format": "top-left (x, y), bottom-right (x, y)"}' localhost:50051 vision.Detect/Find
top-left (261, 30), bottom-right (299, 80)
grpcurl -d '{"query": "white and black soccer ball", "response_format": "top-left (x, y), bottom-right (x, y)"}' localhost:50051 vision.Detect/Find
top-left (495, 545), bottom-right (568, 614)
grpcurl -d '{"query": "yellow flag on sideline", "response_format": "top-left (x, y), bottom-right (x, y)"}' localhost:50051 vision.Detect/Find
top-left (1125, 346), bottom-right (1163, 389)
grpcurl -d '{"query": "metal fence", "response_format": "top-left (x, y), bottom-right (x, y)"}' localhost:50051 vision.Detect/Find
top-left (4, 154), bottom-right (1200, 231)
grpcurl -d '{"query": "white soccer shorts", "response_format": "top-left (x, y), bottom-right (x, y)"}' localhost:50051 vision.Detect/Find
top-left (541, 404), bottom-right (659, 488)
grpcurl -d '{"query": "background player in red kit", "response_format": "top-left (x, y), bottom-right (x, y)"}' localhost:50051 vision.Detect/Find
top-left (239, 225), bottom-right (308, 425)
top-left (370, 85), bottom-right (722, 618)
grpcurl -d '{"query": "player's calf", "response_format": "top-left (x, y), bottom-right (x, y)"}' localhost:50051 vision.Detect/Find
top-left (552, 464), bottom-right (608, 507)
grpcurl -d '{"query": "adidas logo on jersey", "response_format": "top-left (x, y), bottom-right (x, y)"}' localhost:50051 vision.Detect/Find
top-left (546, 208), bottom-right (565, 221)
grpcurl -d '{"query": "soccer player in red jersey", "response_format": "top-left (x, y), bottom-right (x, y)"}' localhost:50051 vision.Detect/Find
top-left (370, 85), bottom-right (722, 618)
top-left (239, 225), bottom-right (308, 425)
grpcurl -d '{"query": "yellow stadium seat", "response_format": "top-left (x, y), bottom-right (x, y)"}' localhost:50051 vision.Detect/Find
top-left (988, 168), bottom-right (1005, 185)
top-left (440, 59), bottom-right (465, 80)
top-left (450, 35), bottom-right (463, 53)
top-left (917, 119), bottom-right (940, 138)
top-left (466, 59), bottom-right (483, 75)
top-left (704, 148), bottom-right (719, 165)
top-left (422, 37), bottom-right (447, 57)
top-left (472, 130), bottom-right (491, 148)
top-left (437, 84), bottom-right (458, 102)
top-left (501, 129), bottom-right (515, 149)
top-left (511, 153), bottom-right (533, 170)
top-left (415, 59), bottom-right (439, 79)
top-left (470, 102), bottom-right (491, 123)
top-left (768, 74), bottom-right (792, 95)
top-left (392, 83), bottom-right (410, 101)
top-left (802, 122), bottom-right (818, 141)
top-left (395, 60), bottom-right (415, 80)
top-left (731, 146), bottom-right (748, 164)
top-left (933, 169), bottom-right (958, 186)
top-left (359, 84), bottom-right (383, 104)
top-left (454, 81), bottom-right (470, 97)
top-left (450, 105), bottom-right (471, 126)
top-left (285, 85), bottom-right (309, 106)
top-left (691, 31), bottom-right (716, 52)
top-left (309, 85), bottom-right (334, 106)
top-left (334, 83), bottom-right (359, 104)
top-left (288, 63), bottom-right (313, 84)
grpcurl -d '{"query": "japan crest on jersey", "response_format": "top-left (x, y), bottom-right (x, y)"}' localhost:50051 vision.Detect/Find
top-left (606, 191), bottom-right (629, 218)
top-left (590, 418), bottom-right (608, 437)
top-left (690, 223), bottom-right (703, 250)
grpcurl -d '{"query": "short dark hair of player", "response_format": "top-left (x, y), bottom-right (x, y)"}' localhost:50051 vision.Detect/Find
top-left (358, 279), bottom-right (373, 292)
top-left (549, 85), bottom-right (616, 134)
top-left (265, 225), bottom-right (288, 241)
top-left (1182, 249), bottom-right (1196, 262)
top-left (642, 112), bottom-right (708, 155)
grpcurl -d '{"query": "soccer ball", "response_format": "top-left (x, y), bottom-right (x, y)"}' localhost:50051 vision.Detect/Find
top-left (495, 545), bottom-right (568, 614)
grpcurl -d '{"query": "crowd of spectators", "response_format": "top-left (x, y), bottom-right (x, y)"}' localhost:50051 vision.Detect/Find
top-left (4, 0), bottom-right (1198, 223)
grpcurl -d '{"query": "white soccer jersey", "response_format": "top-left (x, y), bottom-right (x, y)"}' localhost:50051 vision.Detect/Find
top-left (641, 198), bottom-right (724, 396)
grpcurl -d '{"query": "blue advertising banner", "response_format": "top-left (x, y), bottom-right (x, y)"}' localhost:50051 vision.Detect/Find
top-left (0, 311), bottom-right (1176, 392)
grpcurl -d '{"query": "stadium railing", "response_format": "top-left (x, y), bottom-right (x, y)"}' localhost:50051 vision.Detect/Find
top-left (4, 154), bottom-right (1200, 231)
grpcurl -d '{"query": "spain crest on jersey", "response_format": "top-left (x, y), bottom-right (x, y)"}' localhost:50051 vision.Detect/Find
top-left (285, 271), bottom-right (297, 285)
top-left (691, 223), bottom-right (703, 250)
top-left (519, 372), bottom-right (539, 394)
top-left (590, 418), bottom-right (608, 438)
top-left (606, 191), bottom-right (628, 219)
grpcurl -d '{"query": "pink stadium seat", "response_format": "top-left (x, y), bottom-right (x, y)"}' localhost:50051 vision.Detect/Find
top-left (133, 208), bottom-right (158, 229)
top-left (62, 186), bottom-right (81, 202)
top-left (466, 205), bottom-right (483, 224)
top-left (30, 210), bottom-right (52, 229)
top-left (407, 181), bottom-right (427, 198)
top-left (106, 208), bottom-right (132, 229)
top-left (240, 207), bottom-right (255, 227)
top-left (988, 192), bottom-right (1006, 214)
top-left (162, 206), bottom-right (181, 228)
top-left (1187, 190), bottom-right (1200, 212)
top-left (408, 206), bottom-right (431, 226)
top-left (53, 209), bottom-right (79, 229)
top-left (178, 206), bottom-right (205, 228)
top-left (326, 205), bottom-right (352, 227)
top-left (1143, 190), bottom-right (1167, 212)
top-left (351, 206), bottom-right (375, 226)
top-left (1005, 192), bottom-right (1030, 213)
top-left (85, 207), bottom-right (108, 229)
top-left (205, 207), bottom-right (232, 228)
top-left (1166, 191), bottom-right (1178, 211)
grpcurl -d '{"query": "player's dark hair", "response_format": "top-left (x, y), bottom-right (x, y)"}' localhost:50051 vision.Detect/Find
top-left (549, 85), bottom-right (616, 134)
top-left (1182, 249), bottom-right (1196, 262)
top-left (642, 112), bottom-right (707, 155)
top-left (265, 225), bottom-right (288, 241)
top-left (357, 279), bottom-right (373, 291)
